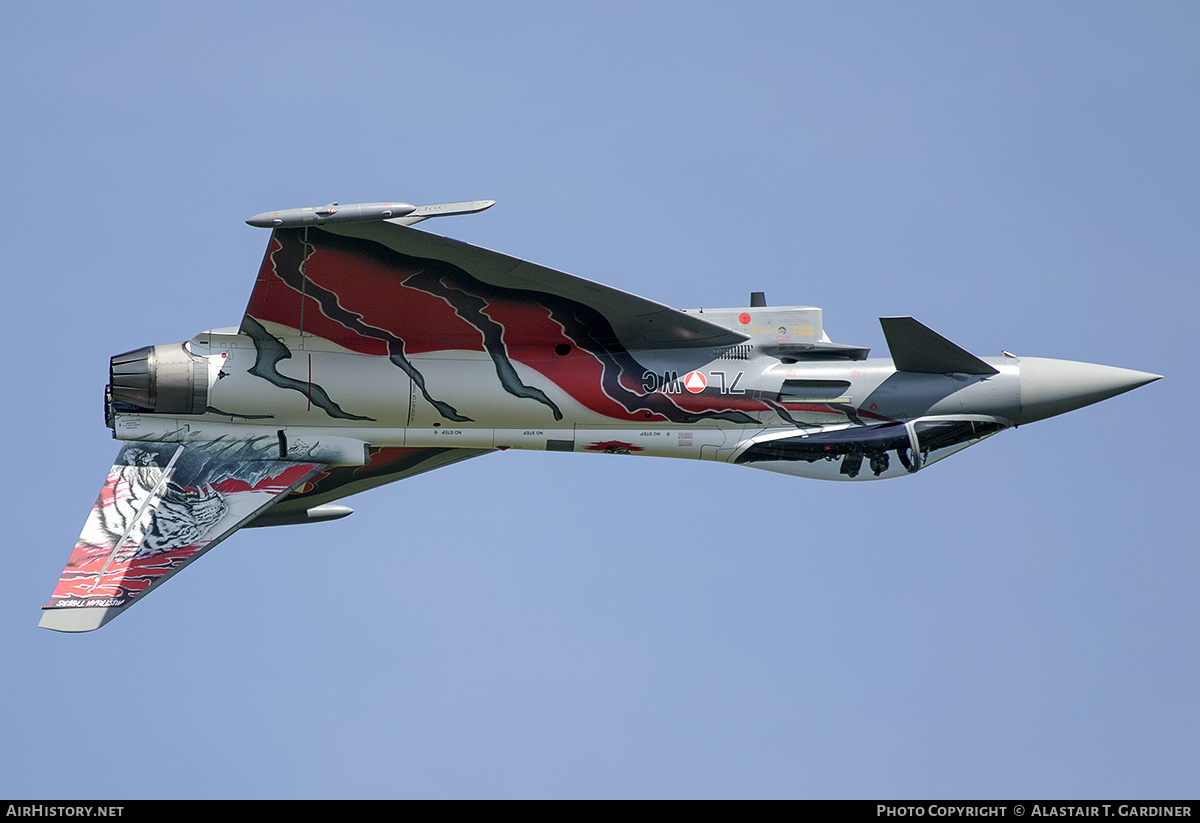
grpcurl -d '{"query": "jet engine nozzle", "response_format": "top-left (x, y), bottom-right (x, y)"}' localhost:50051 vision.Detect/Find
top-left (1018, 357), bottom-right (1161, 425)
top-left (109, 342), bottom-right (209, 416)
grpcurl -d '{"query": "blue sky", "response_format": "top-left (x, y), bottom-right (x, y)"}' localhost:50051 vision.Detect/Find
top-left (2, 2), bottom-right (1196, 799)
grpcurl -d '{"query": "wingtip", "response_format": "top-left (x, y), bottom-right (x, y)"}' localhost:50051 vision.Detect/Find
top-left (38, 606), bottom-right (115, 633)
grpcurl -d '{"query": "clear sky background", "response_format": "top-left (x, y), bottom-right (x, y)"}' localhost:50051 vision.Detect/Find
top-left (2, 2), bottom-right (1196, 799)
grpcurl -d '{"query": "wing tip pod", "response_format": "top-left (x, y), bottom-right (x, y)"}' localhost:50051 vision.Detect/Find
top-left (246, 199), bottom-right (496, 229)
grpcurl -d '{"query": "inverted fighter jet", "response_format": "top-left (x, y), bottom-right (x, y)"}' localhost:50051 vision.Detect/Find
top-left (40, 200), bottom-right (1161, 631)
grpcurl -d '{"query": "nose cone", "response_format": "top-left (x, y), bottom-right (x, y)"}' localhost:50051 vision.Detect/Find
top-left (1019, 357), bottom-right (1161, 424)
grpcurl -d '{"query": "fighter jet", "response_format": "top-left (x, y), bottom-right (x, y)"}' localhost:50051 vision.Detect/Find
top-left (40, 200), bottom-right (1161, 632)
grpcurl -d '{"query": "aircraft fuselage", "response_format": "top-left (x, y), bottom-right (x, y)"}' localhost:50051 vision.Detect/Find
top-left (106, 321), bottom-right (1099, 483)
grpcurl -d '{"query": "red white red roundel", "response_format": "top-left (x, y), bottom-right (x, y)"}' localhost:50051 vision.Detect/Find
top-left (683, 370), bottom-right (707, 393)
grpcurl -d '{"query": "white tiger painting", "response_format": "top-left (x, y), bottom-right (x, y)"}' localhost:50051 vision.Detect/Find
top-left (77, 446), bottom-right (230, 562)
top-left (44, 439), bottom-right (321, 614)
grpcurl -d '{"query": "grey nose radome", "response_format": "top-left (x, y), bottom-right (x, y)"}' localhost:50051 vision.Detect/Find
top-left (1019, 357), bottom-right (1161, 425)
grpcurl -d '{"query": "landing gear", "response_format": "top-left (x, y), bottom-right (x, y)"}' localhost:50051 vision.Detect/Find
top-left (869, 452), bottom-right (890, 476)
top-left (839, 453), bottom-right (863, 478)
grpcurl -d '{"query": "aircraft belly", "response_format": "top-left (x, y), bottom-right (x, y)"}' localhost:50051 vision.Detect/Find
top-left (392, 426), bottom-right (730, 459)
top-left (573, 426), bottom-right (730, 459)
